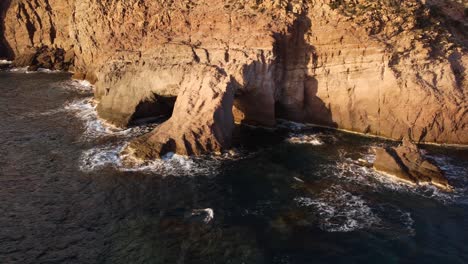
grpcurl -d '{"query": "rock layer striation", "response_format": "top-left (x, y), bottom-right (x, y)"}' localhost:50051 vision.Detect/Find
top-left (1, 0), bottom-right (468, 157)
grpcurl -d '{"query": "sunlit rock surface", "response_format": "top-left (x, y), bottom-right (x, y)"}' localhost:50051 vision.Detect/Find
top-left (2, 0), bottom-right (467, 157)
top-left (374, 139), bottom-right (452, 191)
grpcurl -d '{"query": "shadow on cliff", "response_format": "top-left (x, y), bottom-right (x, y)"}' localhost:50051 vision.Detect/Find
top-left (234, 13), bottom-right (337, 129)
top-left (0, 0), bottom-right (13, 59)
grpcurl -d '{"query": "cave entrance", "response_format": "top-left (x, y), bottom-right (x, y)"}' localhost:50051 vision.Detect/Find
top-left (129, 94), bottom-right (177, 126)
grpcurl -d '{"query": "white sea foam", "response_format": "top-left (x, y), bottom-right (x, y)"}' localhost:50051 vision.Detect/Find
top-left (80, 143), bottom-right (221, 176)
top-left (65, 98), bottom-right (113, 138)
top-left (64, 98), bottom-right (157, 139)
top-left (0, 59), bottom-right (12, 65)
top-left (8, 67), bottom-right (30, 73)
top-left (295, 186), bottom-right (380, 232)
top-left (54, 79), bottom-right (94, 94)
top-left (122, 152), bottom-right (221, 175)
top-left (77, 79), bottom-right (92, 87)
top-left (286, 133), bottom-right (323, 145)
top-left (37, 68), bottom-right (61, 73)
top-left (80, 144), bottom-right (123, 171)
top-left (7, 66), bottom-right (63, 73)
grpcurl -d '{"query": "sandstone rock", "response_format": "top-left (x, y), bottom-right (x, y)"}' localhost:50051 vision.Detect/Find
top-left (10, 47), bottom-right (36, 68)
top-left (373, 139), bottom-right (452, 191)
top-left (125, 67), bottom-right (235, 159)
top-left (1, 0), bottom-right (467, 157)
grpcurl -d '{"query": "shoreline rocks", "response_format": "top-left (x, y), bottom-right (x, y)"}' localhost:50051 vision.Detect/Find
top-left (1, 0), bottom-right (467, 157)
top-left (373, 139), bottom-right (452, 191)
top-left (11, 46), bottom-right (74, 72)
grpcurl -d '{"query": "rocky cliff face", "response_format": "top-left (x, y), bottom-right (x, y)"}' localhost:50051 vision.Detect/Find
top-left (0, 0), bottom-right (12, 59)
top-left (2, 0), bottom-right (467, 157)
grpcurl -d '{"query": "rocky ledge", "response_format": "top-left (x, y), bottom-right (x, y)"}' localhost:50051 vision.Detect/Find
top-left (373, 139), bottom-right (452, 191)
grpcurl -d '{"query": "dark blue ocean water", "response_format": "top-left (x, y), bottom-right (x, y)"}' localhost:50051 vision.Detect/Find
top-left (0, 72), bottom-right (467, 264)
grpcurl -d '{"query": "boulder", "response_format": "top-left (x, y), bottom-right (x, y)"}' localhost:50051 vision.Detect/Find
top-left (12, 46), bottom-right (74, 71)
top-left (373, 139), bottom-right (452, 191)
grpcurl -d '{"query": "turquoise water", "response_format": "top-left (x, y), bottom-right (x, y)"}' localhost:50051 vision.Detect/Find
top-left (0, 72), bottom-right (467, 264)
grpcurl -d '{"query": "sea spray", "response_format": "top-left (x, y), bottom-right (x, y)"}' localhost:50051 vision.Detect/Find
top-left (0, 60), bottom-right (12, 65)
top-left (286, 133), bottom-right (324, 145)
top-left (80, 143), bottom-right (222, 176)
top-left (295, 185), bottom-right (380, 232)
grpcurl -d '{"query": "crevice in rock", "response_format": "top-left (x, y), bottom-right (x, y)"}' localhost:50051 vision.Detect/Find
top-left (17, 2), bottom-right (36, 46)
top-left (448, 51), bottom-right (466, 90)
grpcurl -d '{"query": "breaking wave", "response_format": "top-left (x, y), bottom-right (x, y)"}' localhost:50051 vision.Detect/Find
top-left (80, 143), bottom-right (222, 176)
top-left (65, 98), bottom-right (115, 138)
top-left (64, 98), bottom-right (158, 139)
top-left (55, 79), bottom-right (94, 94)
top-left (80, 144), bottom-right (123, 171)
top-left (286, 133), bottom-right (323, 145)
top-left (26, 80), bottom-right (94, 118)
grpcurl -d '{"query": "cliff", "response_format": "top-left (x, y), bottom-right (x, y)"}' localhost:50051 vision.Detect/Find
top-left (2, 0), bottom-right (467, 157)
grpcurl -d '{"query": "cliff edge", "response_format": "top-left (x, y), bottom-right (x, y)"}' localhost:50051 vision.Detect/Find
top-left (2, 0), bottom-right (467, 157)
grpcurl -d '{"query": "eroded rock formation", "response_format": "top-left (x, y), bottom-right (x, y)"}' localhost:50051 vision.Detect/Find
top-left (1, 0), bottom-right (467, 157)
top-left (373, 138), bottom-right (452, 191)
top-left (125, 66), bottom-right (235, 159)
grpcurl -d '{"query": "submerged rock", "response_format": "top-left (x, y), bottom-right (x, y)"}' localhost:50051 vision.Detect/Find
top-left (373, 139), bottom-right (452, 191)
